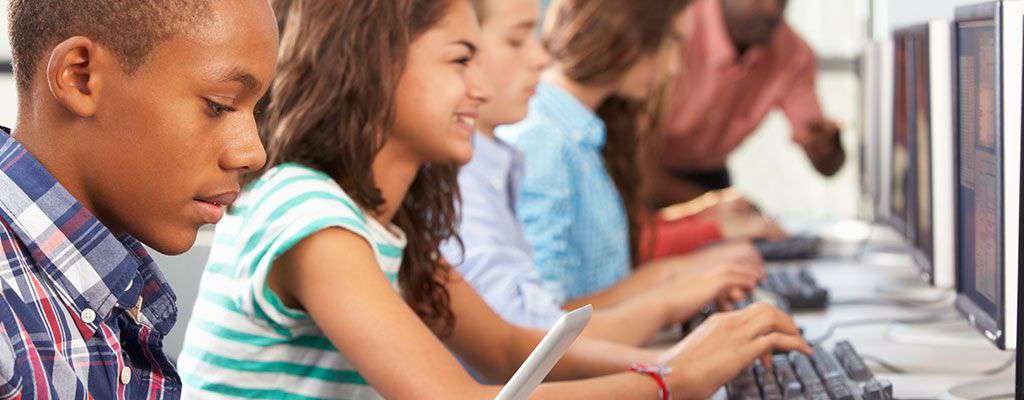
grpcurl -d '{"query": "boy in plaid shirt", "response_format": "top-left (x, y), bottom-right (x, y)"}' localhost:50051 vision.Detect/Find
top-left (0, 0), bottom-right (277, 398)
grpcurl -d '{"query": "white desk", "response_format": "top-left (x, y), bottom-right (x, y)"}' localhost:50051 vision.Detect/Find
top-left (778, 216), bottom-right (1014, 398)
top-left (796, 260), bottom-right (1013, 399)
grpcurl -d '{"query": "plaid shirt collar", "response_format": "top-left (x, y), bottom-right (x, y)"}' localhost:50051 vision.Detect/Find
top-left (0, 127), bottom-right (177, 340)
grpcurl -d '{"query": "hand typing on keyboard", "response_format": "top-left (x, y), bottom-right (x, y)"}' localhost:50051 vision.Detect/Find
top-left (726, 341), bottom-right (894, 400)
top-left (649, 262), bottom-right (764, 323)
top-left (655, 303), bottom-right (814, 400)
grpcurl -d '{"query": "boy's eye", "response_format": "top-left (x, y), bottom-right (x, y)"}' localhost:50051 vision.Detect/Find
top-left (204, 99), bottom-right (237, 118)
top-left (453, 56), bottom-right (472, 66)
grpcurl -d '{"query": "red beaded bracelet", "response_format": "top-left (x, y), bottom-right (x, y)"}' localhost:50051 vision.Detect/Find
top-left (629, 363), bottom-right (672, 400)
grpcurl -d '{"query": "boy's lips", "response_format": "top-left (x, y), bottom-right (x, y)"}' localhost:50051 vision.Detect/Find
top-left (193, 190), bottom-right (240, 224)
top-left (196, 191), bottom-right (240, 207)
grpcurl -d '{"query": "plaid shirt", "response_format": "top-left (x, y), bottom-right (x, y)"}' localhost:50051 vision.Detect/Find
top-left (0, 128), bottom-right (180, 399)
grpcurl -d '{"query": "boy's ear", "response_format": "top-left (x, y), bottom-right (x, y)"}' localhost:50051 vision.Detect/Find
top-left (45, 37), bottom-right (110, 118)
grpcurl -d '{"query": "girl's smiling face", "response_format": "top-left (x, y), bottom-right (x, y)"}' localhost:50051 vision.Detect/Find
top-left (392, 0), bottom-right (493, 166)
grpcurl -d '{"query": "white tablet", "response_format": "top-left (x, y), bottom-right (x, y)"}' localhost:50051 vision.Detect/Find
top-left (494, 305), bottom-right (593, 400)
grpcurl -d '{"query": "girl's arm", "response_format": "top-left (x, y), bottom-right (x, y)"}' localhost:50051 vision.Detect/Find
top-left (441, 271), bottom-right (665, 382)
top-left (564, 243), bottom-right (761, 311)
top-left (580, 261), bottom-right (762, 346)
top-left (271, 228), bottom-right (489, 399)
top-left (272, 228), bottom-right (811, 399)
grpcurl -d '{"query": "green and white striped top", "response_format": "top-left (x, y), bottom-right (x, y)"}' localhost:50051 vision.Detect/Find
top-left (178, 163), bottom-right (406, 400)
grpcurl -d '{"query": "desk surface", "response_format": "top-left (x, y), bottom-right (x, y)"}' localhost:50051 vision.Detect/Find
top-left (771, 218), bottom-right (1014, 399)
top-left (796, 260), bottom-right (1013, 398)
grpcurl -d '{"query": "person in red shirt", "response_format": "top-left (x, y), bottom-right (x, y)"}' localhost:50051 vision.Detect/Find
top-left (649, 0), bottom-right (846, 206)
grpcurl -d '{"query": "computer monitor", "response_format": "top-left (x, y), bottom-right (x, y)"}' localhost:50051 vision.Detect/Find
top-left (893, 24), bottom-right (933, 284)
top-left (891, 21), bottom-right (958, 289)
top-left (953, 0), bottom-right (1022, 351)
top-left (890, 32), bottom-right (914, 238)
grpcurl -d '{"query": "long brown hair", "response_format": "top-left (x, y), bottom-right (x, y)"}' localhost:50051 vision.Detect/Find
top-left (251, 0), bottom-right (464, 336)
top-left (543, 0), bottom-right (686, 266)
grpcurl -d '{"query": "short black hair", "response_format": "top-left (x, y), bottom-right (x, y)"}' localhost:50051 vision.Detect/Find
top-left (8, 0), bottom-right (211, 94)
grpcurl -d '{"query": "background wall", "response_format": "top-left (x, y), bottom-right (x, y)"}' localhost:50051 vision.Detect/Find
top-left (886, 0), bottom-right (987, 31)
top-left (0, 1), bottom-right (15, 128)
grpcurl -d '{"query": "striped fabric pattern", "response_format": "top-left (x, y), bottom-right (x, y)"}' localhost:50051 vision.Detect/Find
top-left (178, 163), bottom-right (406, 400)
top-left (0, 129), bottom-right (180, 399)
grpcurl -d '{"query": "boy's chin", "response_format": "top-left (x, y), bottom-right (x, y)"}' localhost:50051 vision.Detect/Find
top-left (141, 228), bottom-right (200, 256)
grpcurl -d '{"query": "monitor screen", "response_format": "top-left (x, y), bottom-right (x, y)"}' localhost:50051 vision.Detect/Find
top-left (891, 34), bottom-right (914, 235)
top-left (956, 18), bottom-right (1002, 328)
top-left (909, 28), bottom-right (934, 272)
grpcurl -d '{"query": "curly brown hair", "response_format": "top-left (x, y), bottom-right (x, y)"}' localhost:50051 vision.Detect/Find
top-left (250, 0), bottom-right (468, 337)
top-left (543, 0), bottom-right (687, 266)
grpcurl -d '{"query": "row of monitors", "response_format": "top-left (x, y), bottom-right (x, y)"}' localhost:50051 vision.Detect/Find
top-left (859, 0), bottom-right (1021, 353)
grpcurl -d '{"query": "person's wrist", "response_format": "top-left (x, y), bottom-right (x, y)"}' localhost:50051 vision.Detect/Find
top-left (629, 363), bottom-right (672, 400)
top-left (663, 362), bottom-right (697, 400)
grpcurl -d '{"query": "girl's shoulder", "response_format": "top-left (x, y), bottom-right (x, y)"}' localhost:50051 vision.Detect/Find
top-left (232, 163), bottom-right (374, 236)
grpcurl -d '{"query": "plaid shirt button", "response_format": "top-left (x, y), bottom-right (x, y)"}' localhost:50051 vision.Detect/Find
top-left (81, 309), bottom-right (96, 324)
top-left (120, 367), bottom-right (132, 385)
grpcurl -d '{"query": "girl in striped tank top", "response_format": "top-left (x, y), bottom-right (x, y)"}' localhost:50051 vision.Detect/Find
top-left (179, 0), bottom-right (811, 399)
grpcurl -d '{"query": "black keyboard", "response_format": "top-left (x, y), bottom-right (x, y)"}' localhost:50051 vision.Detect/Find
top-left (726, 341), bottom-right (894, 400)
top-left (761, 266), bottom-right (829, 310)
top-left (755, 235), bottom-right (823, 261)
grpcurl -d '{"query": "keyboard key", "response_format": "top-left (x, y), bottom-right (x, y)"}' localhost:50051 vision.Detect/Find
top-left (755, 363), bottom-right (783, 400)
top-left (823, 376), bottom-right (855, 400)
top-left (809, 345), bottom-right (846, 379)
top-left (727, 367), bottom-right (761, 400)
top-left (834, 341), bottom-right (873, 382)
top-left (772, 355), bottom-right (803, 399)
top-left (862, 379), bottom-right (895, 400)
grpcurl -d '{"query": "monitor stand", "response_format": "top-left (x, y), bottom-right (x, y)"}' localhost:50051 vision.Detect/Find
top-left (939, 370), bottom-right (1015, 400)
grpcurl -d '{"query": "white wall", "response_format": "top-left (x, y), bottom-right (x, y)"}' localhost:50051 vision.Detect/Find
top-left (886, 0), bottom-right (986, 30)
top-left (0, 0), bottom-right (15, 127)
top-left (0, 75), bottom-right (16, 128)
top-left (0, 0), bottom-right (9, 61)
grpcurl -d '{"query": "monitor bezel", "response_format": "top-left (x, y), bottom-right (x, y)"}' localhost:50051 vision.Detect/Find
top-left (927, 19), bottom-right (958, 290)
top-left (953, 0), bottom-right (1007, 350)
